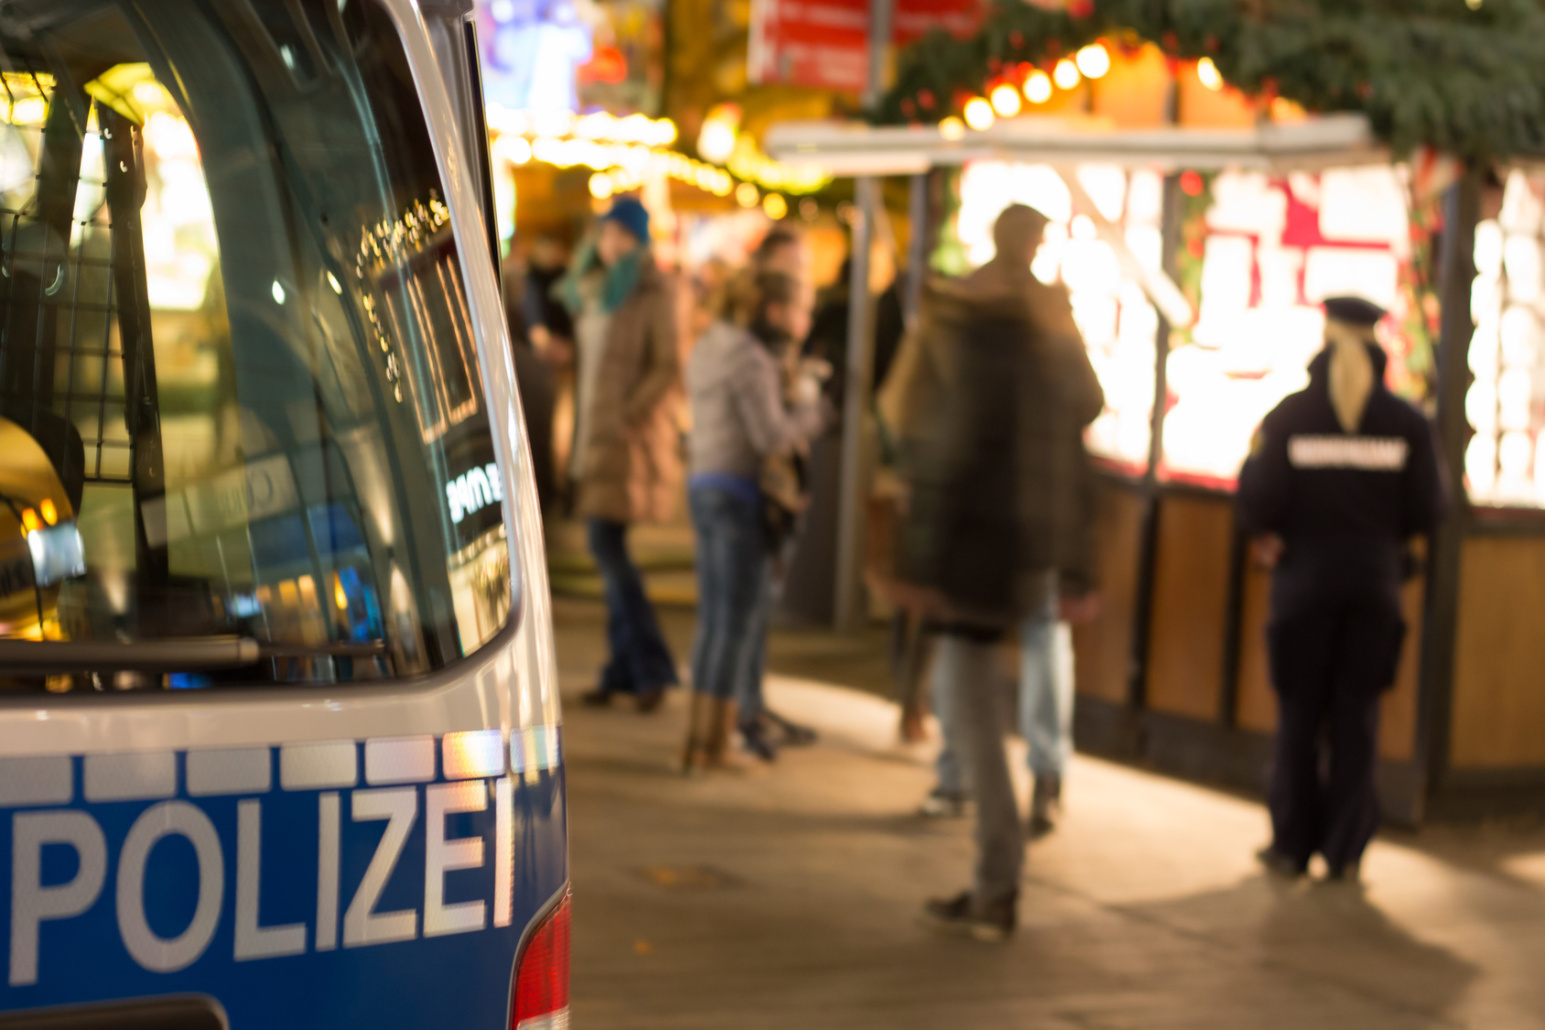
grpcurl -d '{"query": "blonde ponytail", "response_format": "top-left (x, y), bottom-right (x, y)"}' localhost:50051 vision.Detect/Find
top-left (1325, 321), bottom-right (1376, 433)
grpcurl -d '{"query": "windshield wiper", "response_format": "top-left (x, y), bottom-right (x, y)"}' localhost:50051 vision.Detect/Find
top-left (0, 637), bottom-right (388, 674)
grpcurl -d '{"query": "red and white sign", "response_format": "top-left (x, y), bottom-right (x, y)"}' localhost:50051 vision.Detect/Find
top-left (749, 0), bottom-right (983, 93)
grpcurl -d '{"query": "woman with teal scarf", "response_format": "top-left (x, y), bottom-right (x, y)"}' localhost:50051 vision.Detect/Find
top-left (560, 198), bottom-right (684, 712)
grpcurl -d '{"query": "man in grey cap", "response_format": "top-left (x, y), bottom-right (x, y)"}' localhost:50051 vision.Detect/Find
top-left (1238, 296), bottom-right (1448, 882)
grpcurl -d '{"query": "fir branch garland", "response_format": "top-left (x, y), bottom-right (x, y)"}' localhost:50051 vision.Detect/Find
top-left (877, 0), bottom-right (1545, 162)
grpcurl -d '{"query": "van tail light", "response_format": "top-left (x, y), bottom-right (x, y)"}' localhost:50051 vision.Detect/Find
top-left (512, 888), bottom-right (571, 1030)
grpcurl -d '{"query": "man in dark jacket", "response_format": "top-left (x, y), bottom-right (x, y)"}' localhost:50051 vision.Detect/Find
top-left (1238, 296), bottom-right (1448, 883)
top-left (885, 204), bottom-right (1104, 940)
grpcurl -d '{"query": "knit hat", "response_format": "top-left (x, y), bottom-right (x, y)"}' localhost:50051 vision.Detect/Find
top-left (601, 197), bottom-right (651, 243)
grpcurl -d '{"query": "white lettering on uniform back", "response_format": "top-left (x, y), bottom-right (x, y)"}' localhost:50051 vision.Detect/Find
top-left (344, 787), bottom-right (418, 947)
top-left (1288, 435), bottom-right (1409, 471)
top-left (116, 801), bottom-right (224, 973)
top-left (10, 811), bottom-right (107, 986)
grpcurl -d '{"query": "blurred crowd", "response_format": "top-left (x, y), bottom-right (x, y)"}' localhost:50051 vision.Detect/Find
top-left (498, 197), bottom-right (1094, 941)
top-left (497, 194), bottom-right (1444, 943)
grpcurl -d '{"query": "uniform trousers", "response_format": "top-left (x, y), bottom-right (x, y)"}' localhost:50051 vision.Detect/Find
top-left (1266, 589), bottom-right (1404, 873)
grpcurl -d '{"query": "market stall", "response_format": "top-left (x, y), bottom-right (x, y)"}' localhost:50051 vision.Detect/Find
top-left (765, 0), bottom-right (1545, 822)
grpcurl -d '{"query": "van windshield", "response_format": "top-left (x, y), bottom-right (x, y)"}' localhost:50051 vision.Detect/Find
top-left (0, 0), bottom-right (513, 689)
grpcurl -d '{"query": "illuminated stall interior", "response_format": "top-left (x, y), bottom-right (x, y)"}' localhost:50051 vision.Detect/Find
top-left (766, 0), bottom-right (1545, 819)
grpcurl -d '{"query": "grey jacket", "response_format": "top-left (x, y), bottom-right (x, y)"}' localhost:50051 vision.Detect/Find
top-left (686, 321), bottom-right (824, 479)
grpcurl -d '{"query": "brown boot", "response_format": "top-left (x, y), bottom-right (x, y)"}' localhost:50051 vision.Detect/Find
top-left (703, 699), bottom-right (761, 774)
top-left (681, 692), bottom-right (718, 775)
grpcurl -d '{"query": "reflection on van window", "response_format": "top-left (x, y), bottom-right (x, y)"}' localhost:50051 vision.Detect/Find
top-left (0, 0), bottom-right (513, 690)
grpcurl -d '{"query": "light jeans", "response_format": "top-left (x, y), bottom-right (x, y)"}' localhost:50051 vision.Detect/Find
top-left (934, 607), bottom-right (1075, 798)
top-left (931, 633), bottom-right (1023, 905)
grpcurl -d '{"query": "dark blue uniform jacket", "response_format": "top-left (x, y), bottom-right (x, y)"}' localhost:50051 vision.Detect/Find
top-left (1237, 342), bottom-right (1449, 619)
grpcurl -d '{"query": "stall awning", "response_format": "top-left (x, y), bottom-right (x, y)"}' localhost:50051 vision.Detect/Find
top-left (763, 113), bottom-right (1385, 177)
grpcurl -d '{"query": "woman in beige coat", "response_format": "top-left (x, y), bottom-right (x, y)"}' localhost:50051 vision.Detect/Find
top-left (560, 198), bottom-right (684, 711)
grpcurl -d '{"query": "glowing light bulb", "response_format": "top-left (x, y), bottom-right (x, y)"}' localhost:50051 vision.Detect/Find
top-left (736, 181), bottom-right (760, 208)
top-left (963, 97), bottom-right (995, 131)
top-left (271, 280), bottom-right (286, 305)
top-left (698, 120), bottom-right (737, 164)
top-left (1023, 70), bottom-right (1053, 104)
top-left (588, 172), bottom-right (614, 199)
top-left (763, 193), bottom-right (788, 220)
top-left (334, 576), bottom-right (349, 611)
top-left (939, 116), bottom-right (966, 140)
top-left (1075, 43), bottom-right (1111, 79)
top-left (1197, 57), bottom-right (1224, 91)
top-left (1053, 59), bottom-right (1081, 90)
top-left (990, 84), bottom-right (1022, 118)
top-left (39, 499), bottom-right (56, 525)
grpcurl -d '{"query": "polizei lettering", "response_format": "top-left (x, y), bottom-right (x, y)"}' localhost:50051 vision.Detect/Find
top-left (5, 773), bottom-right (523, 987)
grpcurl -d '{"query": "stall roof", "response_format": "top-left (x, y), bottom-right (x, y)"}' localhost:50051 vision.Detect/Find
top-left (763, 113), bottom-right (1385, 177)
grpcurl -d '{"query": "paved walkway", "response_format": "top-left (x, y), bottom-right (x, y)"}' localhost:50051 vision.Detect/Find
top-left (556, 608), bottom-right (1545, 1029)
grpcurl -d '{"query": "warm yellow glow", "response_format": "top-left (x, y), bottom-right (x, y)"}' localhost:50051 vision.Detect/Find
top-left (588, 172), bottom-right (614, 199)
top-left (9, 97), bottom-right (45, 126)
top-left (1023, 70), bottom-right (1054, 105)
top-left (990, 84), bottom-right (1023, 118)
top-left (1198, 57), bottom-right (1224, 91)
top-left (963, 97), bottom-right (995, 131)
top-left (39, 499), bottom-right (56, 525)
top-left (939, 116), bottom-right (966, 141)
top-left (1076, 43), bottom-right (1111, 80)
top-left (1270, 96), bottom-right (1307, 123)
top-left (698, 117), bottom-right (738, 164)
top-left (762, 193), bottom-right (789, 220)
top-left (334, 575), bottom-right (349, 611)
top-left (1053, 59), bottom-right (1081, 90)
top-left (735, 181), bottom-right (760, 208)
top-left (21, 508), bottom-right (40, 533)
top-left (143, 110), bottom-right (198, 160)
top-left (655, 118), bottom-right (678, 146)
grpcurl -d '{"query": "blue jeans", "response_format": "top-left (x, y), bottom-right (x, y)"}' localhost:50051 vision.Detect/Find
top-left (935, 592), bottom-right (1075, 796)
top-left (689, 484), bottom-right (771, 706)
top-left (588, 518), bottom-right (679, 695)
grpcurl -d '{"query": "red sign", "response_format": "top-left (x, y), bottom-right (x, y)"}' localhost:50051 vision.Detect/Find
top-left (749, 0), bottom-right (983, 93)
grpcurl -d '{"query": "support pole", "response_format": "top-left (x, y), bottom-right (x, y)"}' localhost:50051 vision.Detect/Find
top-left (903, 172), bottom-right (928, 325)
top-left (833, 0), bottom-right (892, 633)
top-left (1415, 171), bottom-right (1481, 819)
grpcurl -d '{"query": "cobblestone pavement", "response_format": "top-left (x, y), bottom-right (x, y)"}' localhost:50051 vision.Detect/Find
top-left (554, 601), bottom-right (1545, 1029)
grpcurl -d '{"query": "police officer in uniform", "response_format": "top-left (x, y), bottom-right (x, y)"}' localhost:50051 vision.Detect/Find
top-left (1238, 296), bottom-right (1449, 882)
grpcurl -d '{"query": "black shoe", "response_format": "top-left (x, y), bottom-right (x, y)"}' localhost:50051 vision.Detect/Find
top-left (1255, 846), bottom-right (1307, 880)
top-left (739, 720), bottom-right (778, 762)
top-left (920, 891), bottom-right (1016, 942)
top-left (1321, 862), bottom-right (1363, 887)
top-left (580, 687), bottom-right (614, 708)
top-left (1028, 774), bottom-right (1062, 839)
top-left (764, 709), bottom-right (818, 747)
top-left (635, 685), bottom-right (668, 714)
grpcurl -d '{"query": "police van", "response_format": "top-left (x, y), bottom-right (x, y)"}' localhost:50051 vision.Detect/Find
top-left (0, 0), bottom-right (568, 1026)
